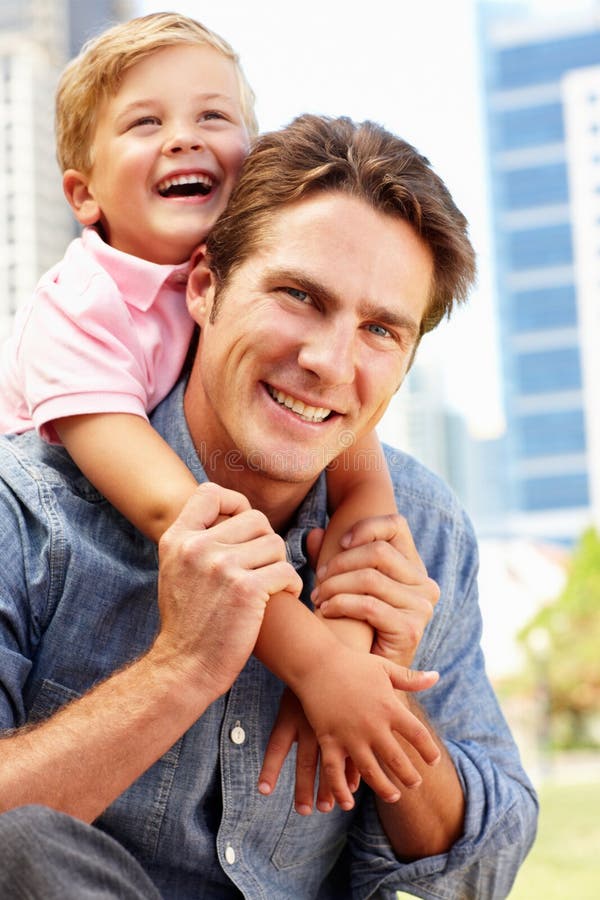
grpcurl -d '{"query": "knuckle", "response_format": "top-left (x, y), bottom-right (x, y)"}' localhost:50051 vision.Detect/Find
top-left (247, 508), bottom-right (271, 533)
top-left (426, 577), bottom-right (441, 605)
top-left (389, 512), bottom-right (407, 532)
top-left (364, 568), bottom-right (381, 593)
top-left (268, 532), bottom-right (287, 559)
top-left (403, 620), bottom-right (422, 650)
top-left (372, 540), bottom-right (391, 567)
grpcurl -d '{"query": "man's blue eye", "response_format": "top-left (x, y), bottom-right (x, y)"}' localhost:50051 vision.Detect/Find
top-left (287, 288), bottom-right (308, 302)
top-left (368, 323), bottom-right (390, 337)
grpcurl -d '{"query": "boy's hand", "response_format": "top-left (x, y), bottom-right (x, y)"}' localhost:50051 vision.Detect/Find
top-left (258, 689), bottom-right (361, 815)
top-left (310, 515), bottom-right (440, 668)
top-left (258, 649), bottom-right (440, 811)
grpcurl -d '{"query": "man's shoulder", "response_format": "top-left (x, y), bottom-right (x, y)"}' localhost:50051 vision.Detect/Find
top-left (0, 431), bottom-right (102, 505)
top-left (383, 443), bottom-right (475, 541)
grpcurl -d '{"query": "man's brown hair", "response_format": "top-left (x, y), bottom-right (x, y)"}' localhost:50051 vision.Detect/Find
top-left (206, 114), bottom-right (476, 333)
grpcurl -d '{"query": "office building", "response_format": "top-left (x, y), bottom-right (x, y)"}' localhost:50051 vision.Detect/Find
top-left (0, 0), bottom-right (132, 338)
top-left (480, 3), bottom-right (600, 543)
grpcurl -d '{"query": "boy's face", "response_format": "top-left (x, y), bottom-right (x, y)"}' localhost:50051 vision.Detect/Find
top-left (70, 44), bottom-right (250, 264)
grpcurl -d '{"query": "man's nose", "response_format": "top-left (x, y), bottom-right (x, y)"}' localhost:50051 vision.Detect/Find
top-left (297, 320), bottom-right (356, 385)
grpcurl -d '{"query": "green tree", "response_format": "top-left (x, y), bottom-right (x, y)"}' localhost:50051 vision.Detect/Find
top-left (519, 527), bottom-right (600, 748)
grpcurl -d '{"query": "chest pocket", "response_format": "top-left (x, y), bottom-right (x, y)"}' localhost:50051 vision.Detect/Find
top-left (271, 801), bottom-right (350, 871)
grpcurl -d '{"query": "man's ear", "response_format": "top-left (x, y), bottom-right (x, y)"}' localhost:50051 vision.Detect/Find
top-left (187, 244), bottom-right (216, 325)
top-left (62, 169), bottom-right (101, 226)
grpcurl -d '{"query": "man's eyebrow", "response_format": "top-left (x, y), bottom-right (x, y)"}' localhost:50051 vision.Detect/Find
top-left (263, 267), bottom-right (422, 340)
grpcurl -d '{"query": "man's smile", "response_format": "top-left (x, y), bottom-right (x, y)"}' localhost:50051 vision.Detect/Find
top-left (265, 384), bottom-right (333, 423)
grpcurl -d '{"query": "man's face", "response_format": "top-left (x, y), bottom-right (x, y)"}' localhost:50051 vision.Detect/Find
top-left (185, 192), bottom-right (433, 493)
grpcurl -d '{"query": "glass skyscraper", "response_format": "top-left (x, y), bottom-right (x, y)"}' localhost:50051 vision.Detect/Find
top-left (0, 0), bottom-right (133, 338)
top-left (480, 4), bottom-right (600, 543)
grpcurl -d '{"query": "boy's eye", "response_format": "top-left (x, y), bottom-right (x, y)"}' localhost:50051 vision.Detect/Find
top-left (201, 110), bottom-right (227, 121)
top-left (130, 116), bottom-right (160, 129)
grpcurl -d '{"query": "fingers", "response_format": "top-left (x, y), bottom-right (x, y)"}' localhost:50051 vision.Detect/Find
top-left (170, 481), bottom-right (251, 531)
top-left (316, 741), bottom-right (357, 812)
top-left (259, 691), bottom-right (321, 816)
top-left (258, 710), bottom-right (296, 799)
top-left (316, 539), bottom-right (428, 590)
top-left (388, 663), bottom-right (439, 695)
top-left (340, 513), bottom-right (426, 572)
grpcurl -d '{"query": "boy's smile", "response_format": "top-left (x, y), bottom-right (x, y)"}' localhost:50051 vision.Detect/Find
top-left (66, 44), bottom-right (250, 264)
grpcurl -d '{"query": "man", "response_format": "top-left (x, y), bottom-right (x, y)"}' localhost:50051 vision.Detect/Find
top-left (0, 115), bottom-right (537, 899)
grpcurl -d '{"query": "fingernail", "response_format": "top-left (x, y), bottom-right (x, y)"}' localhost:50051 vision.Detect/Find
top-left (320, 601), bottom-right (329, 613)
top-left (258, 781), bottom-right (271, 795)
top-left (386, 791), bottom-right (401, 804)
top-left (340, 533), bottom-right (352, 548)
top-left (316, 800), bottom-right (333, 813)
top-left (340, 799), bottom-right (354, 811)
top-left (311, 587), bottom-right (319, 602)
top-left (316, 565), bottom-right (327, 580)
top-left (295, 803), bottom-right (312, 816)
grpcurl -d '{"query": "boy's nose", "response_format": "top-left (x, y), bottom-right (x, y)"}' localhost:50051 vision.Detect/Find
top-left (164, 130), bottom-right (204, 154)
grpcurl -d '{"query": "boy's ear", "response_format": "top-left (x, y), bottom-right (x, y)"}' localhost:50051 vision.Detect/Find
top-left (187, 244), bottom-right (216, 325)
top-left (62, 169), bottom-right (101, 226)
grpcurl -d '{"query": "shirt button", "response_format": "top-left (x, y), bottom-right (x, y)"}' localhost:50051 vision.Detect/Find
top-left (225, 845), bottom-right (236, 865)
top-left (230, 721), bottom-right (246, 745)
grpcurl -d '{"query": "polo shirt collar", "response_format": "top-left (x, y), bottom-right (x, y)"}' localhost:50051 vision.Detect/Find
top-left (81, 226), bottom-right (191, 312)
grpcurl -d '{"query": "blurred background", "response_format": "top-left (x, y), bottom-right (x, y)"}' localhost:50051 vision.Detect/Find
top-left (1, 0), bottom-right (599, 895)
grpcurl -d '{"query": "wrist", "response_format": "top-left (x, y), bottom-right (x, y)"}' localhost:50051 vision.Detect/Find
top-left (144, 637), bottom-right (221, 715)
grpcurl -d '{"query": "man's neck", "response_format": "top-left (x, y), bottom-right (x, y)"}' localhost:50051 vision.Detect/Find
top-left (183, 379), bottom-right (316, 534)
top-left (200, 454), bottom-right (315, 534)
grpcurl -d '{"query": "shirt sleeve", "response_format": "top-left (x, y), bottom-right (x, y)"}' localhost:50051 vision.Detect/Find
top-left (0, 443), bottom-right (56, 729)
top-left (15, 269), bottom-right (152, 443)
top-left (345, 472), bottom-right (538, 900)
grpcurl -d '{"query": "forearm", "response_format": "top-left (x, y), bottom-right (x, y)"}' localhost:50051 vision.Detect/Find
top-left (0, 643), bottom-right (210, 823)
top-left (55, 413), bottom-right (198, 542)
top-left (376, 694), bottom-right (464, 859)
top-left (320, 438), bottom-right (397, 652)
top-left (253, 589), bottom-right (341, 688)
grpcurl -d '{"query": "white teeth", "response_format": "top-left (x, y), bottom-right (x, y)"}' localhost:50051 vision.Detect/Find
top-left (157, 173), bottom-right (213, 192)
top-left (268, 386), bottom-right (331, 422)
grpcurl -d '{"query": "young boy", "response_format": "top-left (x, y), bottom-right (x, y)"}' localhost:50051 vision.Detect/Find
top-left (0, 13), bottom-right (439, 814)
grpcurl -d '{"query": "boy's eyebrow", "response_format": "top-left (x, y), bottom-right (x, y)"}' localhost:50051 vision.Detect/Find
top-left (262, 266), bottom-right (422, 340)
top-left (116, 92), bottom-right (236, 117)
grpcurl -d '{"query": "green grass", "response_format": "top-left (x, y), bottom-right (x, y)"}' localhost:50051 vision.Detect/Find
top-left (509, 780), bottom-right (600, 899)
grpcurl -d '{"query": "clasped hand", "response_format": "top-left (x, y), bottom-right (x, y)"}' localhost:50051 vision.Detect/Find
top-left (259, 514), bottom-right (441, 814)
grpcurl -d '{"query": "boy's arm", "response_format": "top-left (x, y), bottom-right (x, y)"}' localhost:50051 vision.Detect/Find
top-left (55, 413), bottom-right (198, 541)
top-left (56, 414), bottom-right (439, 811)
top-left (319, 430), bottom-right (397, 650)
top-left (253, 589), bottom-right (440, 811)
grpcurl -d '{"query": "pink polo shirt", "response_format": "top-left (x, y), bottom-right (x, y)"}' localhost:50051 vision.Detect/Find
top-left (0, 227), bottom-right (194, 443)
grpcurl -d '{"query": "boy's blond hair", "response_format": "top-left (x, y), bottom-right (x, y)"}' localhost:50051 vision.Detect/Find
top-left (56, 12), bottom-right (257, 174)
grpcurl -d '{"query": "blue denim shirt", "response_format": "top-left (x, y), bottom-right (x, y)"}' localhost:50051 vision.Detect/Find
top-left (0, 381), bottom-right (537, 900)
